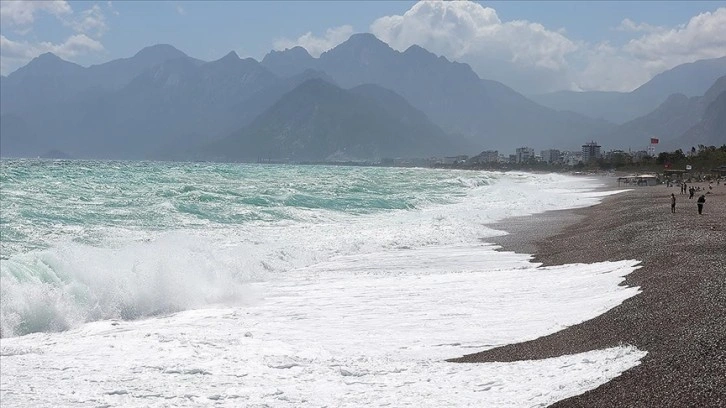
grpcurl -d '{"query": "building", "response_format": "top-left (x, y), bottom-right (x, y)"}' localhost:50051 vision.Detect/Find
top-left (562, 151), bottom-right (583, 166)
top-left (711, 165), bottom-right (726, 177)
top-left (582, 141), bottom-right (601, 162)
top-left (617, 174), bottom-right (658, 186)
top-left (468, 150), bottom-right (499, 165)
top-left (515, 147), bottom-right (535, 163)
top-left (540, 149), bottom-right (561, 164)
top-left (440, 155), bottom-right (469, 165)
top-left (477, 150), bottom-right (499, 163)
top-left (605, 150), bottom-right (627, 160)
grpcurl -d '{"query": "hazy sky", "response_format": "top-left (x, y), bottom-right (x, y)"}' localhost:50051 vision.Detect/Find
top-left (1, 0), bottom-right (725, 94)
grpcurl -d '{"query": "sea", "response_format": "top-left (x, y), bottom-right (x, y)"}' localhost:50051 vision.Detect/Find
top-left (0, 159), bottom-right (645, 407)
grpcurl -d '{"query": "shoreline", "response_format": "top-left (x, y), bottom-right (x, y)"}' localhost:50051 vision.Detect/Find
top-left (453, 181), bottom-right (726, 407)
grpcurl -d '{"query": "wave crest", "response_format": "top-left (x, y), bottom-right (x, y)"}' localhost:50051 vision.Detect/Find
top-left (1, 234), bottom-right (256, 338)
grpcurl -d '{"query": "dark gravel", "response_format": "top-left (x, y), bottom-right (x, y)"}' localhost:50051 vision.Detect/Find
top-left (451, 182), bottom-right (726, 407)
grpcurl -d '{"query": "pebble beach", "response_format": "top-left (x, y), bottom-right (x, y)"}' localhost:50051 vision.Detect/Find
top-left (453, 180), bottom-right (726, 407)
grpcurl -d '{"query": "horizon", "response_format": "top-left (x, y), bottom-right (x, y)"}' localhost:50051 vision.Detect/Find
top-left (1, 1), bottom-right (725, 95)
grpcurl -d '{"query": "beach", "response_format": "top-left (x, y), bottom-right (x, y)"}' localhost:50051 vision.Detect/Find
top-left (453, 181), bottom-right (726, 407)
top-left (2, 161), bottom-right (721, 406)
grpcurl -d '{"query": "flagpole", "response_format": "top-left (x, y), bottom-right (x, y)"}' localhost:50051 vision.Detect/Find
top-left (649, 137), bottom-right (659, 157)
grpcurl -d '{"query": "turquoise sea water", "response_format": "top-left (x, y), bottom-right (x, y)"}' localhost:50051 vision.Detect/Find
top-left (1, 160), bottom-right (648, 408)
top-left (1, 160), bottom-right (475, 257)
top-left (0, 159), bottom-right (604, 338)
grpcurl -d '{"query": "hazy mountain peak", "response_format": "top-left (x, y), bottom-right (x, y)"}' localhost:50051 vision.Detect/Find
top-left (261, 46), bottom-right (316, 78)
top-left (221, 50), bottom-right (240, 61)
top-left (205, 51), bottom-right (243, 69)
top-left (263, 46), bottom-right (312, 61)
top-left (201, 52), bottom-right (266, 79)
top-left (402, 44), bottom-right (443, 65)
top-left (343, 32), bottom-right (389, 49)
top-left (9, 52), bottom-right (83, 78)
top-left (322, 33), bottom-right (392, 57)
top-left (674, 90), bottom-right (726, 149)
top-left (403, 44), bottom-right (431, 55)
top-left (531, 56), bottom-right (726, 124)
top-left (663, 93), bottom-right (690, 104)
top-left (703, 75), bottom-right (726, 106)
top-left (35, 52), bottom-right (64, 62)
top-left (133, 44), bottom-right (188, 61)
top-left (632, 55), bottom-right (726, 99)
top-left (347, 32), bottom-right (382, 43)
top-left (207, 73), bottom-right (467, 162)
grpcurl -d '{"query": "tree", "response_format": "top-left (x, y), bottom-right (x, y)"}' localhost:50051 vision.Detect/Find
top-left (673, 149), bottom-right (685, 161)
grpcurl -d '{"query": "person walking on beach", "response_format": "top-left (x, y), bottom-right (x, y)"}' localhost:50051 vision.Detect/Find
top-left (689, 187), bottom-right (695, 199)
top-left (697, 194), bottom-right (706, 214)
top-left (671, 193), bottom-right (676, 213)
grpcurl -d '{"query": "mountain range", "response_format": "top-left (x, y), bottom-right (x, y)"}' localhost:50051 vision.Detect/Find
top-left (530, 57), bottom-right (726, 124)
top-left (600, 75), bottom-right (726, 151)
top-left (671, 77), bottom-right (726, 150)
top-left (200, 79), bottom-right (473, 162)
top-left (261, 34), bottom-right (614, 152)
top-left (1, 34), bottom-right (724, 161)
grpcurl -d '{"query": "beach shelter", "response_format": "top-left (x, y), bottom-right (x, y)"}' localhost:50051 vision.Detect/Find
top-left (617, 174), bottom-right (658, 186)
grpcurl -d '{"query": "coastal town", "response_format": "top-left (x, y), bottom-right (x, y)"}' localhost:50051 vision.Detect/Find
top-left (427, 141), bottom-right (726, 181)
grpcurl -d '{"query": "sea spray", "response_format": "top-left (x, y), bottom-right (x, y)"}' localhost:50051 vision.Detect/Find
top-left (1, 233), bottom-right (257, 337)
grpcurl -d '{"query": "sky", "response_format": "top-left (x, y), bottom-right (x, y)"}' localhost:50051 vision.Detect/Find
top-left (1, 0), bottom-right (725, 94)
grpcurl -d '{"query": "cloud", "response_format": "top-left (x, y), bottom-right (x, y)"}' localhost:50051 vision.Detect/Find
top-left (273, 25), bottom-right (355, 57)
top-left (1, 34), bottom-right (103, 75)
top-left (0, 0), bottom-right (71, 27)
top-left (573, 43), bottom-right (654, 93)
top-left (616, 19), bottom-right (664, 34)
top-left (623, 8), bottom-right (726, 65)
top-left (65, 4), bottom-right (108, 37)
top-left (176, 5), bottom-right (186, 15)
top-left (0, 1), bottom-right (109, 75)
top-left (369, 1), bottom-right (726, 93)
top-left (1, 33), bottom-right (104, 60)
top-left (370, 1), bottom-right (578, 93)
top-left (106, 1), bottom-right (120, 16)
top-left (0, 1), bottom-right (108, 37)
top-left (579, 8), bottom-right (726, 92)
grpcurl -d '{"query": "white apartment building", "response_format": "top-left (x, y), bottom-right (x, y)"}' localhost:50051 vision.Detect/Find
top-left (515, 147), bottom-right (535, 163)
top-left (540, 149), bottom-right (561, 164)
top-left (582, 141), bottom-right (602, 162)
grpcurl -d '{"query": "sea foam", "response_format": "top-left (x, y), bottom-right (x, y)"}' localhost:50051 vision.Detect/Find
top-left (1, 162), bottom-right (615, 338)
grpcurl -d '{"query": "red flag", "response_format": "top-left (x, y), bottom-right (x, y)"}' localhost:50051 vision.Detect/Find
top-left (650, 138), bottom-right (659, 144)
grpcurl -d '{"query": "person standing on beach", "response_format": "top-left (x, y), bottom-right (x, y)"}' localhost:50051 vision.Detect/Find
top-left (671, 193), bottom-right (676, 213)
top-left (696, 194), bottom-right (706, 214)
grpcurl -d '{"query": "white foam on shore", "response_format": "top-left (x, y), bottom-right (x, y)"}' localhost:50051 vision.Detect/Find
top-left (1, 170), bottom-right (646, 406)
top-left (1, 172), bottom-right (621, 338)
top-left (1, 247), bottom-right (645, 407)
